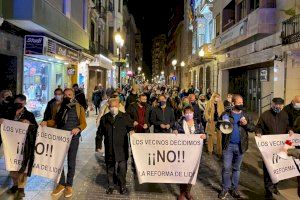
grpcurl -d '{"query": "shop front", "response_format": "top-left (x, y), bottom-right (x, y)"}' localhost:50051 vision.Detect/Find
top-left (23, 35), bottom-right (79, 119)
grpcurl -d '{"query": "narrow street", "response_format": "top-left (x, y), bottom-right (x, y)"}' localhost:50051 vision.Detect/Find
top-left (0, 114), bottom-right (297, 200)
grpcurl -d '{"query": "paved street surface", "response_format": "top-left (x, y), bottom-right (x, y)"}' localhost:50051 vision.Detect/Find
top-left (0, 114), bottom-right (298, 200)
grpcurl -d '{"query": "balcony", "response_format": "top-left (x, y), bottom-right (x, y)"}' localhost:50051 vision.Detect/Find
top-left (213, 7), bottom-right (276, 53)
top-left (3, 0), bottom-right (89, 49)
top-left (282, 14), bottom-right (300, 45)
top-left (90, 42), bottom-right (110, 57)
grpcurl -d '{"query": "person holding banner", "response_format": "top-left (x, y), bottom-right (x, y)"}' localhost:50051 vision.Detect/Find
top-left (256, 97), bottom-right (293, 199)
top-left (150, 94), bottom-right (175, 133)
top-left (44, 88), bottom-right (87, 198)
top-left (96, 98), bottom-right (134, 195)
top-left (173, 105), bottom-right (206, 200)
top-left (218, 94), bottom-right (255, 199)
top-left (0, 94), bottom-right (38, 199)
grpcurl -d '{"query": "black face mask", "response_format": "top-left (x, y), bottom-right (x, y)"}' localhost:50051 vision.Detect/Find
top-left (14, 103), bottom-right (23, 110)
top-left (64, 97), bottom-right (71, 103)
top-left (140, 102), bottom-right (147, 107)
top-left (234, 105), bottom-right (244, 111)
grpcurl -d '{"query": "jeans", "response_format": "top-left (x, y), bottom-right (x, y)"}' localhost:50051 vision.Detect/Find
top-left (59, 136), bottom-right (80, 187)
top-left (263, 162), bottom-right (278, 195)
top-left (222, 143), bottom-right (244, 191)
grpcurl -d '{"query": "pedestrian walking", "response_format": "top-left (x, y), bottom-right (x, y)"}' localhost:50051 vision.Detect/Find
top-left (218, 94), bottom-right (255, 199)
top-left (205, 93), bottom-right (224, 157)
top-left (92, 86), bottom-right (102, 115)
top-left (73, 83), bottom-right (88, 110)
top-left (0, 94), bottom-right (38, 200)
top-left (44, 88), bottom-right (87, 198)
top-left (127, 94), bottom-right (151, 133)
top-left (173, 105), bottom-right (206, 200)
top-left (96, 98), bottom-right (134, 195)
top-left (42, 88), bottom-right (63, 122)
top-left (256, 97), bottom-right (293, 199)
top-left (150, 94), bottom-right (175, 133)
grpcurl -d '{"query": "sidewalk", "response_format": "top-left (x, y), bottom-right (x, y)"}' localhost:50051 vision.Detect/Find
top-left (0, 114), bottom-right (298, 199)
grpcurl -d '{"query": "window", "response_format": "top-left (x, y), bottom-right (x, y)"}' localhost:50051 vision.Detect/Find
top-left (91, 22), bottom-right (95, 42)
top-left (118, 0), bottom-right (121, 12)
top-left (237, 0), bottom-right (247, 21)
top-left (215, 14), bottom-right (221, 36)
top-left (63, 0), bottom-right (70, 18)
top-left (261, 0), bottom-right (276, 8)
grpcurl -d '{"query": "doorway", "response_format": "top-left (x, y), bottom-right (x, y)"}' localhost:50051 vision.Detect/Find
top-left (0, 54), bottom-right (18, 94)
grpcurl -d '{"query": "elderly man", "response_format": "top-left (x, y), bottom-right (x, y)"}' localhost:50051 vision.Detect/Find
top-left (256, 98), bottom-right (293, 199)
top-left (44, 88), bottom-right (87, 198)
top-left (96, 98), bottom-right (134, 195)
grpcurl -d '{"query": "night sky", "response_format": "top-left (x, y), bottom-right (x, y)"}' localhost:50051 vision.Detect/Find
top-left (127, 0), bottom-right (174, 77)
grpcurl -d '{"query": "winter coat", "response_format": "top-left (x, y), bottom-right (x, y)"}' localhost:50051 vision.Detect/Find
top-left (96, 112), bottom-right (134, 162)
top-left (43, 98), bottom-right (61, 122)
top-left (205, 100), bottom-right (224, 134)
top-left (283, 103), bottom-right (300, 130)
top-left (96, 102), bottom-right (125, 126)
top-left (92, 90), bottom-right (102, 107)
top-left (219, 110), bottom-right (255, 153)
top-left (256, 109), bottom-right (290, 135)
top-left (150, 106), bottom-right (175, 133)
top-left (127, 103), bottom-right (151, 133)
top-left (75, 89), bottom-right (88, 110)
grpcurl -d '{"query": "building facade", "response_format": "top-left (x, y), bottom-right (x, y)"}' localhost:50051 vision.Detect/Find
top-left (2, 0), bottom-right (89, 119)
top-left (152, 34), bottom-right (167, 84)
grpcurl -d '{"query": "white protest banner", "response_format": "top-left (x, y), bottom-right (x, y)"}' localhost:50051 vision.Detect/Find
top-left (255, 134), bottom-right (300, 183)
top-left (1, 119), bottom-right (29, 171)
top-left (130, 133), bottom-right (203, 184)
top-left (32, 126), bottom-right (73, 182)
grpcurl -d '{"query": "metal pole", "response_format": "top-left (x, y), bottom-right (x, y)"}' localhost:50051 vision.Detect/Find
top-left (118, 47), bottom-right (121, 87)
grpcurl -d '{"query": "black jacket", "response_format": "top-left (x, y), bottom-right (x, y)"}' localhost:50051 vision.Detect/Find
top-left (125, 93), bottom-right (138, 110)
top-left (256, 109), bottom-right (290, 135)
top-left (283, 103), bottom-right (300, 130)
top-left (43, 98), bottom-right (56, 121)
top-left (219, 110), bottom-right (255, 153)
top-left (127, 103), bottom-right (151, 133)
top-left (75, 89), bottom-right (88, 110)
top-left (96, 112), bottom-right (134, 162)
top-left (6, 107), bottom-right (38, 176)
top-left (150, 106), bottom-right (175, 133)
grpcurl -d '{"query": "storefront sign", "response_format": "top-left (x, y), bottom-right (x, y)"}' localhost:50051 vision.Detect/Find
top-left (260, 68), bottom-right (269, 82)
top-left (24, 35), bottom-right (44, 55)
top-left (215, 20), bottom-right (247, 48)
top-left (56, 43), bottom-right (79, 61)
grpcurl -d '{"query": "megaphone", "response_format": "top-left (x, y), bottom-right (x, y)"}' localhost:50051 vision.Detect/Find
top-left (219, 114), bottom-right (233, 134)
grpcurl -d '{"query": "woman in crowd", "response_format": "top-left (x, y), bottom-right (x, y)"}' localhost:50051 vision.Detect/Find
top-left (173, 105), bottom-right (206, 200)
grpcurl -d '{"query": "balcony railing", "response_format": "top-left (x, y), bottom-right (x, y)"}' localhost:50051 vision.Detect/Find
top-left (282, 13), bottom-right (300, 45)
top-left (89, 42), bottom-right (111, 57)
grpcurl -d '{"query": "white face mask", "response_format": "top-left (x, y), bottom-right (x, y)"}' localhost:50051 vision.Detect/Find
top-left (55, 95), bottom-right (63, 101)
top-left (110, 107), bottom-right (119, 116)
top-left (294, 103), bottom-right (300, 110)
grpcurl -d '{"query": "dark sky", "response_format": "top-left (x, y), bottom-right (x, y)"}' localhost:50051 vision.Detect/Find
top-left (127, 0), bottom-right (173, 77)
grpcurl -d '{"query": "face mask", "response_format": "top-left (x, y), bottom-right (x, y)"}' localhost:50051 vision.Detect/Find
top-left (191, 101), bottom-right (196, 105)
top-left (294, 103), bottom-right (300, 110)
top-left (183, 102), bottom-right (190, 107)
top-left (14, 103), bottom-right (23, 110)
top-left (64, 97), bottom-right (71, 103)
top-left (234, 105), bottom-right (244, 111)
top-left (55, 95), bottom-right (63, 101)
top-left (200, 99), bottom-right (205, 102)
top-left (159, 101), bottom-right (166, 107)
top-left (110, 107), bottom-right (119, 115)
top-left (185, 113), bottom-right (194, 121)
top-left (272, 107), bottom-right (281, 114)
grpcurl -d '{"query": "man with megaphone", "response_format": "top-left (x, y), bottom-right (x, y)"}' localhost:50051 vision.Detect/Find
top-left (217, 94), bottom-right (255, 199)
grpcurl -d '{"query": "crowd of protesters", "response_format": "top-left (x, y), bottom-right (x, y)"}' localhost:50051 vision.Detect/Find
top-left (0, 82), bottom-right (300, 200)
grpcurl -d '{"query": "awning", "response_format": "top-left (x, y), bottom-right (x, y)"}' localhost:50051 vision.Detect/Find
top-left (89, 54), bottom-right (113, 70)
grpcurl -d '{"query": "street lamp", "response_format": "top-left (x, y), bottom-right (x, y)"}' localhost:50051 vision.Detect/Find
top-left (180, 61), bottom-right (185, 67)
top-left (172, 59), bottom-right (178, 67)
top-left (115, 32), bottom-right (124, 87)
top-left (161, 71), bottom-right (164, 75)
top-left (199, 48), bottom-right (205, 58)
top-left (137, 66), bottom-right (142, 73)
